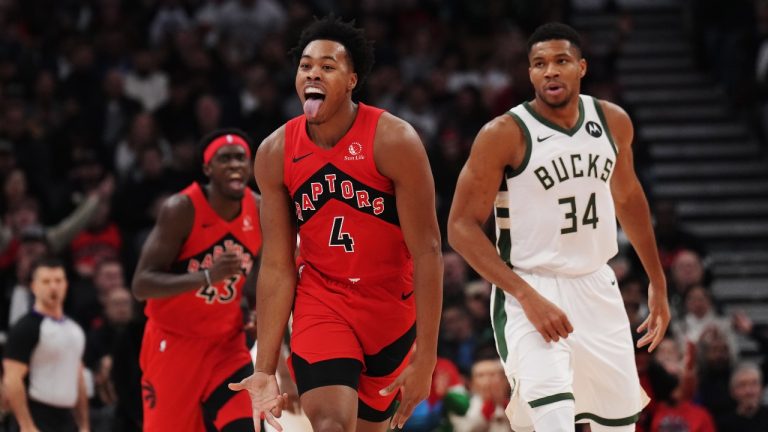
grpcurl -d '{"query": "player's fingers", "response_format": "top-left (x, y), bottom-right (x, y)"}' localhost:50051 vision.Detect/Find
top-left (564, 317), bottom-right (574, 334)
top-left (394, 400), bottom-right (417, 429)
top-left (264, 411), bottom-right (283, 432)
top-left (379, 376), bottom-right (403, 396)
top-left (636, 326), bottom-right (655, 348)
top-left (554, 317), bottom-right (570, 339)
top-left (636, 315), bottom-right (650, 333)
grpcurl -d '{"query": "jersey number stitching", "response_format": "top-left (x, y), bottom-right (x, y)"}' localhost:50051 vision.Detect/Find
top-left (329, 216), bottom-right (355, 252)
top-left (196, 274), bottom-right (240, 304)
top-left (558, 192), bottom-right (599, 234)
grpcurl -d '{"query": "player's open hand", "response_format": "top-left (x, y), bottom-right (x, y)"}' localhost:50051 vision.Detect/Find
top-left (379, 356), bottom-right (435, 430)
top-left (519, 291), bottom-right (573, 343)
top-left (228, 371), bottom-right (287, 432)
top-left (636, 282), bottom-right (670, 352)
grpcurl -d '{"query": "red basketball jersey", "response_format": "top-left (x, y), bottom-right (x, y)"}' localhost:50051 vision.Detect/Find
top-left (283, 103), bottom-right (413, 284)
top-left (145, 183), bottom-right (261, 337)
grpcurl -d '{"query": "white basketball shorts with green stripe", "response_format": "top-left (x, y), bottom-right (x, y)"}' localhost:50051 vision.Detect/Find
top-left (491, 264), bottom-right (650, 431)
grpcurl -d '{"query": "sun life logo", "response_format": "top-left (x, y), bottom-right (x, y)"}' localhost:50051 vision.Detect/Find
top-left (345, 142), bottom-right (365, 160)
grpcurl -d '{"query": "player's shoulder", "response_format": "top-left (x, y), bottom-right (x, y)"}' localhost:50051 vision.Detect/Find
top-left (157, 191), bottom-right (194, 224)
top-left (376, 111), bottom-right (420, 146)
top-left (476, 112), bottom-right (525, 146)
top-left (594, 98), bottom-right (631, 128)
top-left (257, 124), bottom-right (287, 157)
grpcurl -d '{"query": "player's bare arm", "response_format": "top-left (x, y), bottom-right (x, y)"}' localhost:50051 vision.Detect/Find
top-left (373, 113), bottom-right (442, 429)
top-left (602, 99), bottom-right (669, 352)
top-left (229, 127), bottom-right (293, 432)
top-left (243, 191), bottom-right (263, 311)
top-left (131, 195), bottom-right (241, 300)
top-left (447, 115), bottom-right (573, 343)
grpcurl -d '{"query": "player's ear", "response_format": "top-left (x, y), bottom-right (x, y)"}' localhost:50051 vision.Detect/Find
top-left (348, 73), bottom-right (358, 92)
top-left (202, 162), bottom-right (212, 177)
top-left (579, 58), bottom-right (587, 79)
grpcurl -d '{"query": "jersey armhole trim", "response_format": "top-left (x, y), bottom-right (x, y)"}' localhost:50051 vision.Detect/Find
top-left (505, 112), bottom-right (532, 178)
top-left (592, 98), bottom-right (618, 156)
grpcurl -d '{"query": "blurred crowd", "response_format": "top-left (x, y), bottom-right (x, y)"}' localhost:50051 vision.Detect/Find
top-left (0, 0), bottom-right (766, 431)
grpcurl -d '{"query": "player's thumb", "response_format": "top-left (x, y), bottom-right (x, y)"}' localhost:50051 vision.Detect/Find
top-left (379, 377), bottom-right (402, 396)
top-left (228, 378), bottom-right (248, 392)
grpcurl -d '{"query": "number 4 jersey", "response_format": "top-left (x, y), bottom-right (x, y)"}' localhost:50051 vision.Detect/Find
top-left (145, 182), bottom-right (261, 337)
top-left (283, 103), bottom-right (413, 285)
top-left (496, 95), bottom-right (618, 276)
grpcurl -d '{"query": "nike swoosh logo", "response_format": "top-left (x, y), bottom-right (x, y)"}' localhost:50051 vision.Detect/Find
top-left (201, 223), bottom-right (215, 229)
top-left (401, 290), bottom-right (414, 300)
top-left (610, 280), bottom-right (616, 285)
top-left (537, 134), bottom-right (554, 142)
top-left (292, 152), bottom-right (313, 163)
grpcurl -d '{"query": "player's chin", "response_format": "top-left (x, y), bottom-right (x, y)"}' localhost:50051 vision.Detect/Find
top-left (223, 187), bottom-right (246, 200)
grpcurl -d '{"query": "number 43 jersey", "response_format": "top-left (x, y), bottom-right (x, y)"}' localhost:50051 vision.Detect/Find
top-left (283, 103), bottom-right (413, 285)
top-left (146, 182), bottom-right (261, 337)
top-left (496, 95), bottom-right (618, 276)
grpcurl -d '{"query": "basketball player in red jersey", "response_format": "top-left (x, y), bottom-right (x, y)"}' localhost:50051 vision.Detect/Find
top-left (132, 129), bottom-right (261, 432)
top-left (229, 16), bottom-right (443, 432)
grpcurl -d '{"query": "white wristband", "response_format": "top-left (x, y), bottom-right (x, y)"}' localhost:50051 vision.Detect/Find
top-left (203, 269), bottom-right (212, 286)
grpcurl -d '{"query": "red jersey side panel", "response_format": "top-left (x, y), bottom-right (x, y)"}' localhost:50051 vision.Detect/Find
top-left (145, 183), bottom-right (261, 337)
top-left (283, 103), bottom-right (413, 284)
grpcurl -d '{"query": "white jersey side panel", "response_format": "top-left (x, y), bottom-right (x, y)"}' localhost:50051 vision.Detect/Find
top-left (497, 95), bottom-right (618, 276)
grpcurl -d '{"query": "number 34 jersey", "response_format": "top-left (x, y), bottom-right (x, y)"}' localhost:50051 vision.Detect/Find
top-left (145, 182), bottom-right (262, 337)
top-left (497, 95), bottom-right (618, 276)
top-left (283, 103), bottom-right (413, 285)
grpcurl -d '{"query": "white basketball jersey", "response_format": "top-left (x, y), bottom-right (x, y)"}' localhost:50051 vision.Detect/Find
top-left (495, 95), bottom-right (618, 276)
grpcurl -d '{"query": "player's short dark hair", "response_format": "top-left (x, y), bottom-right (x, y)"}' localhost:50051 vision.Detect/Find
top-left (198, 128), bottom-right (253, 161)
top-left (30, 256), bottom-right (66, 281)
top-left (527, 22), bottom-right (583, 56)
top-left (290, 15), bottom-right (374, 92)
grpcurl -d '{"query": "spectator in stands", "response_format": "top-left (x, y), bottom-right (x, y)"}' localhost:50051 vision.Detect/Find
top-left (3, 257), bottom-right (89, 432)
top-left (653, 200), bottom-right (707, 272)
top-left (6, 226), bottom-right (50, 328)
top-left (439, 304), bottom-right (478, 375)
top-left (67, 258), bottom-right (126, 333)
top-left (648, 337), bottom-right (715, 432)
top-left (669, 249), bottom-right (707, 315)
top-left (460, 358), bottom-right (512, 432)
top-left (402, 357), bottom-right (469, 432)
top-left (696, 326), bottom-right (738, 418)
top-left (464, 280), bottom-right (493, 345)
top-left (443, 250), bottom-right (470, 306)
top-left (716, 362), bottom-right (768, 431)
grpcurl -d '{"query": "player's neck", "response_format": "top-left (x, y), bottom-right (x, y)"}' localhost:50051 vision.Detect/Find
top-left (306, 101), bottom-right (358, 149)
top-left (205, 185), bottom-right (241, 221)
top-left (531, 96), bottom-right (581, 130)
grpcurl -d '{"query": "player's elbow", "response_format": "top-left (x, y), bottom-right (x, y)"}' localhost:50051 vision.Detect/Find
top-left (446, 218), bottom-right (469, 256)
top-left (131, 276), bottom-right (149, 301)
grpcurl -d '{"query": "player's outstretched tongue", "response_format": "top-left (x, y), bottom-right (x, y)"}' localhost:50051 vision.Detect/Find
top-left (304, 98), bottom-right (322, 120)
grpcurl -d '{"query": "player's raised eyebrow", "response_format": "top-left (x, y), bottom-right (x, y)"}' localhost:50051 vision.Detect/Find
top-left (301, 54), bottom-right (339, 62)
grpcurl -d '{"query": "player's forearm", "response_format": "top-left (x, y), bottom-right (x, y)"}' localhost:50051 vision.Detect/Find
top-left (448, 218), bottom-right (534, 301)
top-left (615, 187), bottom-right (666, 290)
top-left (4, 377), bottom-right (35, 429)
top-left (255, 268), bottom-right (295, 374)
top-left (132, 270), bottom-right (208, 300)
top-left (412, 250), bottom-right (443, 363)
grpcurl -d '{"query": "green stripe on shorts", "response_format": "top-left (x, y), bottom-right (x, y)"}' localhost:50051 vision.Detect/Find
top-left (575, 411), bottom-right (640, 426)
top-left (492, 286), bottom-right (508, 362)
top-left (528, 392), bottom-right (575, 408)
